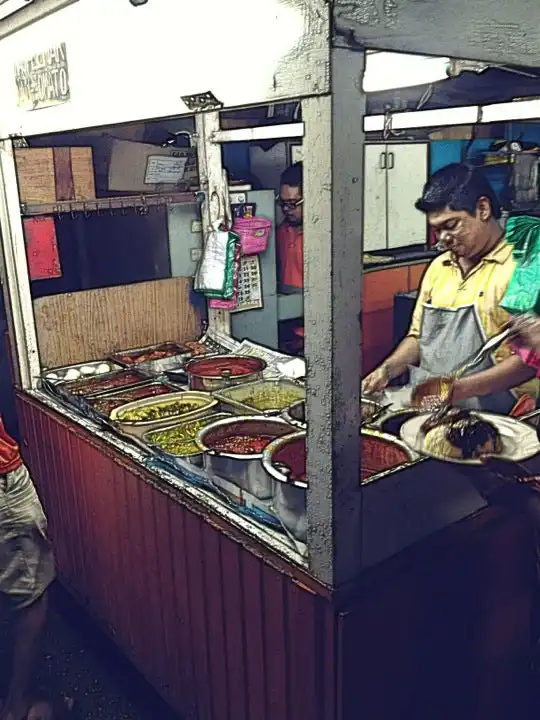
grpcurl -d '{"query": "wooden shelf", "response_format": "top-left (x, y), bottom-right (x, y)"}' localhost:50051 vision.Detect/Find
top-left (20, 191), bottom-right (199, 217)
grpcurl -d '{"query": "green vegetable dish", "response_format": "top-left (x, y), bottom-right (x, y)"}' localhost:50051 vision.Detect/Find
top-left (147, 414), bottom-right (229, 456)
top-left (117, 400), bottom-right (201, 423)
top-left (240, 387), bottom-right (304, 411)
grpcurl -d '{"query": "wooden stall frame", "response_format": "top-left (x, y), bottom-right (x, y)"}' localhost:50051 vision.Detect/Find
top-left (0, 139), bottom-right (40, 388)
top-left (0, 4), bottom-right (538, 719)
top-left (2, 0), bottom-right (540, 591)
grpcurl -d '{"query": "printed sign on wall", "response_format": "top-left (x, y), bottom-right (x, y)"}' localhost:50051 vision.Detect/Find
top-left (15, 43), bottom-right (70, 111)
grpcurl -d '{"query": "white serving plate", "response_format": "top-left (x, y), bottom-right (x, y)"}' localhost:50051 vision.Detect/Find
top-left (400, 411), bottom-right (540, 466)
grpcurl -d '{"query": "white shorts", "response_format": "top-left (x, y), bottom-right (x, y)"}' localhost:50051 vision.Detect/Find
top-left (0, 464), bottom-right (55, 610)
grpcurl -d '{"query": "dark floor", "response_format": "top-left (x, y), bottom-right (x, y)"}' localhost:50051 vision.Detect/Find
top-left (0, 582), bottom-right (181, 720)
top-left (2, 580), bottom-right (540, 720)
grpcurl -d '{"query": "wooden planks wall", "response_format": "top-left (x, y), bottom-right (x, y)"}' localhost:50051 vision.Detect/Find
top-left (33, 277), bottom-right (200, 368)
top-left (17, 394), bottom-right (335, 720)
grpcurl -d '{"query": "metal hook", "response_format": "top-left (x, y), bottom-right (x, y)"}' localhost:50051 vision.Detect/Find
top-left (84, 202), bottom-right (91, 219)
top-left (70, 203), bottom-right (77, 220)
top-left (209, 190), bottom-right (222, 229)
top-left (109, 199), bottom-right (114, 217)
top-left (383, 109), bottom-right (393, 141)
top-left (476, 105), bottom-right (484, 125)
top-left (95, 201), bottom-right (100, 217)
top-left (137, 195), bottom-right (149, 216)
top-left (120, 200), bottom-right (127, 216)
top-left (222, 169), bottom-right (232, 230)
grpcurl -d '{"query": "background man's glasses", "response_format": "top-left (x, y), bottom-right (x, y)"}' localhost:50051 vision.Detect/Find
top-left (277, 197), bottom-right (304, 211)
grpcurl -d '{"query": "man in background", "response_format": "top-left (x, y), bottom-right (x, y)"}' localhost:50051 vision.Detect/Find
top-left (276, 163), bottom-right (304, 355)
top-left (276, 162), bottom-right (304, 290)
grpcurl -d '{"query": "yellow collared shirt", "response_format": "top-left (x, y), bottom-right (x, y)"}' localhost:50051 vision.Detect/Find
top-left (409, 239), bottom-right (537, 398)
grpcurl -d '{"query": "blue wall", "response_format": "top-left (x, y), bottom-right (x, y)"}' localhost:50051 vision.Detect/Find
top-left (430, 123), bottom-right (540, 201)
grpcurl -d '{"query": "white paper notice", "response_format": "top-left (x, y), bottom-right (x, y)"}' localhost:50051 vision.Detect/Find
top-left (144, 155), bottom-right (188, 184)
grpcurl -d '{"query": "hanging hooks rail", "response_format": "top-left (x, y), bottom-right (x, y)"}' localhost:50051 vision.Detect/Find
top-left (19, 191), bottom-right (198, 218)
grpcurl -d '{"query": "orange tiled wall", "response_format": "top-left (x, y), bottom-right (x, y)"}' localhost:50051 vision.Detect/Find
top-left (361, 263), bottom-right (427, 374)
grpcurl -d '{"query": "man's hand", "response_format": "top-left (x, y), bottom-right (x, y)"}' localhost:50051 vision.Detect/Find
top-left (452, 354), bottom-right (536, 401)
top-left (362, 366), bottom-right (390, 395)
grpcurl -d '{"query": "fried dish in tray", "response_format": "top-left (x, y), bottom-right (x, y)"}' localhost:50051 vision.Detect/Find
top-left (421, 407), bottom-right (502, 460)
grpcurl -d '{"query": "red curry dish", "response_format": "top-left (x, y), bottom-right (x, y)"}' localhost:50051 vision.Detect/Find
top-left (211, 434), bottom-right (275, 455)
top-left (198, 417), bottom-right (292, 459)
top-left (115, 343), bottom-right (187, 365)
top-left (186, 355), bottom-right (265, 378)
top-left (89, 383), bottom-right (172, 415)
top-left (65, 371), bottom-right (146, 397)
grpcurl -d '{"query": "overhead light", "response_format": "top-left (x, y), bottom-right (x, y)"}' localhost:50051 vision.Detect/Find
top-left (364, 96), bottom-right (540, 132)
top-left (364, 105), bottom-right (479, 132)
top-left (481, 97), bottom-right (540, 123)
top-left (362, 52), bottom-right (450, 93)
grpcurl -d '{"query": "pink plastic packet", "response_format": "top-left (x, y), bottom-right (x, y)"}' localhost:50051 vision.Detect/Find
top-left (512, 341), bottom-right (540, 375)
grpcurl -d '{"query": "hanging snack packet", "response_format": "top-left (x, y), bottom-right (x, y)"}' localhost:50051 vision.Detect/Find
top-left (194, 229), bottom-right (239, 300)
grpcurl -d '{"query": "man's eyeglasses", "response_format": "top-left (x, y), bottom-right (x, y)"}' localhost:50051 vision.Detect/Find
top-left (276, 196), bottom-right (304, 211)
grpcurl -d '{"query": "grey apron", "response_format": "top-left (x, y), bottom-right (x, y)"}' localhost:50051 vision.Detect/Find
top-left (409, 302), bottom-right (517, 414)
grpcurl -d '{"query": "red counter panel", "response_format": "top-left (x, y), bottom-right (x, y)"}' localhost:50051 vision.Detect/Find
top-left (16, 393), bottom-right (537, 720)
top-left (16, 394), bottom-right (335, 720)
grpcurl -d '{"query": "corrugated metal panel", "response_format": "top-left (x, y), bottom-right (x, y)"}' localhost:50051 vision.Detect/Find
top-left (16, 394), bottom-right (336, 720)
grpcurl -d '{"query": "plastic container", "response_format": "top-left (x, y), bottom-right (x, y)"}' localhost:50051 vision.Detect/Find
top-left (233, 216), bottom-right (272, 255)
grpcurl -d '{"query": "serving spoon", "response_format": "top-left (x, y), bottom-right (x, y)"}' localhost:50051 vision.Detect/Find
top-left (410, 325), bottom-right (515, 411)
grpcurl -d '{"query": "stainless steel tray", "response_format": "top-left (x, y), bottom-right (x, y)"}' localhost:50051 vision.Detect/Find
top-left (214, 379), bottom-right (306, 416)
top-left (42, 359), bottom-right (123, 385)
top-left (40, 365), bottom-right (148, 418)
top-left (60, 368), bottom-right (150, 399)
top-left (85, 380), bottom-right (180, 418)
top-left (109, 342), bottom-right (191, 376)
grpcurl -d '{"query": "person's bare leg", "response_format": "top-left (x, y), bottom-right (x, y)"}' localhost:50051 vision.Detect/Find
top-left (0, 591), bottom-right (48, 720)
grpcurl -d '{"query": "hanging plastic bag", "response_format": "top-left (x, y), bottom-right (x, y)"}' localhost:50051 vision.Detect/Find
top-left (500, 215), bottom-right (540, 315)
top-left (194, 228), bottom-right (239, 299)
top-left (209, 244), bottom-right (241, 310)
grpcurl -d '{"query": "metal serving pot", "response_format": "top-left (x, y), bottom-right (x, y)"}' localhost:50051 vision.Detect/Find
top-left (282, 397), bottom-right (387, 431)
top-left (262, 431), bottom-right (307, 542)
top-left (196, 415), bottom-right (292, 499)
top-left (282, 399), bottom-right (306, 429)
top-left (185, 354), bottom-right (266, 392)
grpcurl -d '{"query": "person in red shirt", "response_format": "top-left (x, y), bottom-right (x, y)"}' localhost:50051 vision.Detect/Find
top-left (0, 419), bottom-right (55, 720)
top-left (276, 163), bottom-right (304, 290)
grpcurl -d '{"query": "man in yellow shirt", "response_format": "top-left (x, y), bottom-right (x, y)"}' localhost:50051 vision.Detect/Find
top-left (363, 163), bottom-right (537, 413)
